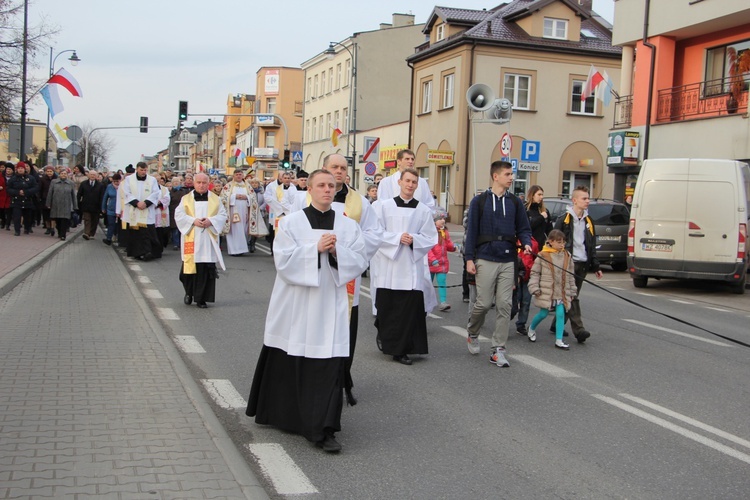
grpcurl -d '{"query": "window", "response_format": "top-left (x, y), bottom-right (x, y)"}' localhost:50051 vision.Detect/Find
top-left (704, 39), bottom-right (750, 96)
top-left (326, 113), bottom-right (331, 135)
top-left (266, 97), bottom-right (276, 115)
top-left (503, 73), bottom-right (531, 109)
top-left (306, 77), bottom-right (312, 101)
top-left (421, 80), bottom-right (433, 113)
top-left (313, 75), bottom-right (319, 99)
top-left (265, 131), bottom-right (276, 148)
top-left (345, 59), bottom-right (351, 87)
top-left (328, 68), bottom-right (334, 93)
top-left (442, 73), bottom-right (455, 109)
top-left (319, 115), bottom-right (324, 138)
top-left (543, 18), bottom-right (567, 40)
top-left (436, 23), bottom-right (445, 41)
top-left (571, 79), bottom-right (596, 115)
top-left (343, 108), bottom-right (349, 133)
top-left (334, 110), bottom-right (340, 130)
top-left (320, 71), bottom-right (326, 95)
top-left (305, 120), bottom-right (310, 142)
top-left (311, 117), bottom-right (317, 141)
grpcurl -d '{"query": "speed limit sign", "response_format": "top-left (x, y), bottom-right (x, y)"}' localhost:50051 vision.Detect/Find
top-left (500, 133), bottom-right (512, 156)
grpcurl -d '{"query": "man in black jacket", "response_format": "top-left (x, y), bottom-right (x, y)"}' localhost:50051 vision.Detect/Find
top-left (553, 185), bottom-right (602, 343)
top-left (77, 169), bottom-right (106, 240)
top-left (7, 162), bottom-right (39, 236)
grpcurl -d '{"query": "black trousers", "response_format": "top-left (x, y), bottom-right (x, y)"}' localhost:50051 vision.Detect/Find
top-left (550, 261), bottom-right (588, 335)
top-left (54, 218), bottom-right (71, 238)
top-left (12, 207), bottom-right (33, 233)
top-left (179, 262), bottom-right (217, 303)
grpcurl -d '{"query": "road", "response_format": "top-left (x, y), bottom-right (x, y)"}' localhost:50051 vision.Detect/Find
top-left (121, 239), bottom-right (750, 499)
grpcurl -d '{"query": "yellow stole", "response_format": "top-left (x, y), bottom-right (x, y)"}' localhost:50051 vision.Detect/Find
top-left (181, 192), bottom-right (220, 275)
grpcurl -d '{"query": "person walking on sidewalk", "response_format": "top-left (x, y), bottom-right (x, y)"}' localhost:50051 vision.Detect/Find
top-left (39, 166), bottom-right (57, 237)
top-left (174, 173), bottom-right (227, 308)
top-left (551, 185), bottom-right (602, 343)
top-left (7, 162), bottom-right (39, 236)
top-left (77, 169), bottom-right (105, 240)
top-left (428, 210), bottom-right (456, 312)
top-left (527, 229), bottom-right (577, 350)
top-left (464, 161), bottom-right (532, 368)
top-left (46, 168), bottom-right (77, 241)
top-left (101, 173), bottom-right (121, 245)
top-left (0, 163), bottom-right (12, 230)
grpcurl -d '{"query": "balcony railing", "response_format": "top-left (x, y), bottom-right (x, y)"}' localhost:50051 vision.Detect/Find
top-left (613, 95), bottom-right (633, 129)
top-left (657, 76), bottom-right (747, 122)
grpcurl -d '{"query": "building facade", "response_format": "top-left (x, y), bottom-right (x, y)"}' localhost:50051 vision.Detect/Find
top-left (408, 0), bottom-right (621, 221)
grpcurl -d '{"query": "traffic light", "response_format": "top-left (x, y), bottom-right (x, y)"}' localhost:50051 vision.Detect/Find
top-left (280, 149), bottom-right (291, 169)
top-left (139, 116), bottom-right (148, 133)
top-left (178, 101), bottom-right (188, 121)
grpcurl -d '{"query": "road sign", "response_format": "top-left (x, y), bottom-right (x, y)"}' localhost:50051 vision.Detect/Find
top-left (521, 140), bottom-right (540, 162)
top-left (345, 156), bottom-right (354, 167)
top-left (363, 137), bottom-right (380, 162)
top-left (519, 162), bottom-right (541, 172)
top-left (292, 151), bottom-right (302, 162)
top-left (500, 133), bottom-right (512, 156)
top-left (510, 158), bottom-right (518, 174)
top-left (364, 162), bottom-right (377, 176)
top-left (66, 125), bottom-right (83, 142)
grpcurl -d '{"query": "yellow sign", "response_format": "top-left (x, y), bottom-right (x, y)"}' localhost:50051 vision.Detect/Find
top-left (427, 149), bottom-right (454, 165)
top-left (379, 145), bottom-right (408, 169)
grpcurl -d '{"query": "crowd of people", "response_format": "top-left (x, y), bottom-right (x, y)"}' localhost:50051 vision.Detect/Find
top-left (2, 152), bottom-right (604, 455)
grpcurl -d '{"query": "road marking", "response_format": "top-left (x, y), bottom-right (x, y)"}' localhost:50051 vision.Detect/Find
top-left (620, 394), bottom-right (750, 450)
top-left (441, 325), bottom-right (490, 342)
top-left (254, 243), bottom-right (273, 255)
top-left (622, 319), bottom-right (729, 347)
top-left (592, 394), bottom-right (750, 465)
top-left (142, 289), bottom-right (163, 299)
top-left (636, 292), bottom-right (656, 297)
top-left (428, 313), bottom-right (441, 319)
top-left (670, 299), bottom-right (694, 305)
top-left (129, 264), bottom-right (142, 271)
top-left (512, 355), bottom-right (580, 378)
top-left (200, 379), bottom-right (247, 409)
top-left (246, 443), bottom-right (318, 495)
top-left (360, 291), bottom-right (371, 300)
top-left (173, 335), bottom-right (206, 353)
top-left (156, 307), bottom-right (180, 320)
top-left (137, 275), bottom-right (151, 284)
top-left (705, 306), bottom-right (731, 313)
top-left (607, 286), bottom-right (624, 290)
top-left (361, 285), bottom-right (371, 292)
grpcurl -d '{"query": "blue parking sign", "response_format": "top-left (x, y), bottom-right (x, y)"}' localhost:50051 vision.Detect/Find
top-left (521, 141), bottom-right (540, 162)
top-left (510, 158), bottom-right (518, 174)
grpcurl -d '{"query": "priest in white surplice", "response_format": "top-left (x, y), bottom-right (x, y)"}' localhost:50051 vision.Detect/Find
top-left (247, 169), bottom-right (369, 453)
top-left (263, 170), bottom-right (297, 252)
top-left (371, 168), bottom-right (438, 366)
top-left (121, 162), bottom-right (163, 261)
top-left (175, 173), bottom-right (227, 308)
top-left (220, 169), bottom-right (257, 256)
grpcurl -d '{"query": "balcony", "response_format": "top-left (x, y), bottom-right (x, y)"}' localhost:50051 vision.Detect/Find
top-left (613, 95), bottom-right (633, 129)
top-left (656, 76), bottom-right (748, 123)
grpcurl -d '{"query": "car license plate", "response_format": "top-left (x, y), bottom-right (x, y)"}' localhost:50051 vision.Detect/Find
top-left (642, 243), bottom-right (673, 252)
top-left (598, 236), bottom-right (620, 242)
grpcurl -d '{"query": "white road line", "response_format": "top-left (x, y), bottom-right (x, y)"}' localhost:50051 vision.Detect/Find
top-left (620, 393), bottom-right (750, 450)
top-left (636, 292), bottom-right (656, 296)
top-left (173, 335), bottom-right (206, 354)
top-left (670, 299), bottom-right (694, 305)
top-left (156, 307), bottom-right (180, 320)
top-left (592, 394), bottom-right (750, 465)
top-left (246, 443), bottom-right (318, 495)
top-left (254, 243), bottom-right (273, 255)
top-left (200, 379), bottom-right (247, 409)
top-left (360, 285), bottom-right (371, 292)
top-left (142, 289), bottom-right (163, 299)
top-left (622, 319), bottom-right (729, 347)
top-left (607, 286), bottom-right (625, 290)
top-left (705, 306), bottom-right (732, 313)
top-left (137, 275), bottom-right (151, 284)
top-left (128, 264), bottom-right (142, 271)
top-left (428, 313), bottom-right (441, 319)
top-left (512, 355), bottom-right (580, 378)
top-left (441, 325), bottom-right (490, 342)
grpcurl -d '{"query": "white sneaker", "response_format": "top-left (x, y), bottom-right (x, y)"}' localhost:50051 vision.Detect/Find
top-left (467, 336), bottom-right (480, 355)
top-left (438, 303), bottom-right (451, 311)
top-left (555, 339), bottom-right (570, 350)
top-left (490, 348), bottom-right (510, 367)
top-left (528, 328), bottom-right (537, 342)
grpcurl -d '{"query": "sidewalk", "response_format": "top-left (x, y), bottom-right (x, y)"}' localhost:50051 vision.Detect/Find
top-left (0, 228), bottom-right (268, 498)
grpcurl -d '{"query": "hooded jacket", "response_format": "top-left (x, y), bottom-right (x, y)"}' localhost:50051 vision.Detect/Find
top-left (528, 245), bottom-right (577, 310)
top-left (554, 206), bottom-right (600, 273)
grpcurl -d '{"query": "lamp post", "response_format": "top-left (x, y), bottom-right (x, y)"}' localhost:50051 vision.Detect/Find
top-left (324, 40), bottom-right (357, 178)
top-left (45, 48), bottom-right (81, 165)
top-left (18, 0), bottom-right (29, 164)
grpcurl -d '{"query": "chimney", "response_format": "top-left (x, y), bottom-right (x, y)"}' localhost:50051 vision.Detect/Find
top-left (392, 13), bottom-right (415, 27)
top-left (577, 0), bottom-right (593, 12)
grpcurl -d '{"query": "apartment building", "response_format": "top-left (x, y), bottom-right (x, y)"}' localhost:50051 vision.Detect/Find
top-left (408, 0), bottom-right (621, 220)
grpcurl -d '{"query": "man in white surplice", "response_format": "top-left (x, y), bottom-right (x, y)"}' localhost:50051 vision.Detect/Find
top-left (220, 169), bottom-right (254, 256)
top-left (247, 169), bottom-right (369, 453)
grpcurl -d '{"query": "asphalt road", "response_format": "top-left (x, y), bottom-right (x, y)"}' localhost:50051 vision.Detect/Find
top-left (122, 240), bottom-right (750, 500)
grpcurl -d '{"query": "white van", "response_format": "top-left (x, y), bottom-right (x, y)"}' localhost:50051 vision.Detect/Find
top-left (627, 158), bottom-right (750, 294)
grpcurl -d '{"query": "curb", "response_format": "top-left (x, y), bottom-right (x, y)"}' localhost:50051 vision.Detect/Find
top-left (0, 229), bottom-right (82, 298)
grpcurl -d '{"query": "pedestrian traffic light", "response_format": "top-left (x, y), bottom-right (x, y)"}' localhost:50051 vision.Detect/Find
top-left (178, 101), bottom-right (188, 121)
top-left (139, 116), bottom-right (148, 133)
top-left (280, 149), bottom-right (291, 169)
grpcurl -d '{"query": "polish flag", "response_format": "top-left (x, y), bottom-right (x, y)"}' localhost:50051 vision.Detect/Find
top-left (48, 68), bottom-right (83, 98)
top-left (581, 65), bottom-right (604, 101)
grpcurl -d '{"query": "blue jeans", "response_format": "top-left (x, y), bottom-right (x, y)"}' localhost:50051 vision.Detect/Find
top-left (515, 281), bottom-right (531, 329)
top-left (105, 214), bottom-right (117, 241)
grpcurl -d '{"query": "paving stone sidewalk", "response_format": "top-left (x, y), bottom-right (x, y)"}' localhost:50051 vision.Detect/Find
top-left (0, 238), bottom-right (268, 499)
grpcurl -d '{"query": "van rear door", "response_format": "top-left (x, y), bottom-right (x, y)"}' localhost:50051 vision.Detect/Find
top-left (635, 177), bottom-right (688, 264)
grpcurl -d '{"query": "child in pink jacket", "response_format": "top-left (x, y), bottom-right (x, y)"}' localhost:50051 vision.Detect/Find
top-left (428, 211), bottom-right (456, 311)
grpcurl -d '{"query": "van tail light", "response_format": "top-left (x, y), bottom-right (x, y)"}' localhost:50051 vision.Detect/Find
top-left (738, 223), bottom-right (747, 261)
top-left (688, 221), bottom-right (701, 230)
top-left (627, 219), bottom-right (635, 255)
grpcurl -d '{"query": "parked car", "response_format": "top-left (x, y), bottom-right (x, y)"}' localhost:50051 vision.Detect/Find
top-left (544, 197), bottom-right (630, 272)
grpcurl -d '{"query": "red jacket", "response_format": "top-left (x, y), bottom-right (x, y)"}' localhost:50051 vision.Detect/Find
top-left (429, 228), bottom-right (456, 274)
top-left (0, 174), bottom-right (9, 209)
top-left (518, 237), bottom-right (540, 282)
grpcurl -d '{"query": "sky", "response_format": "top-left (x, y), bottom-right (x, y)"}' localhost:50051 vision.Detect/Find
top-left (25, 0), bottom-right (614, 169)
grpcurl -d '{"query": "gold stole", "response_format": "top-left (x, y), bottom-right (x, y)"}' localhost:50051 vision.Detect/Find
top-left (181, 193), bottom-right (220, 275)
top-left (274, 183), bottom-right (285, 228)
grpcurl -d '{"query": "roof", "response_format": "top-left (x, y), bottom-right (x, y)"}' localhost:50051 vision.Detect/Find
top-left (424, 5), bottom-right (498, 33)
top-left (411, 0), bottom-right (620, 62)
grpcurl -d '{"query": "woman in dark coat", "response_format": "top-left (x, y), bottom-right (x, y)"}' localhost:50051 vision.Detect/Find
top-left (525, 185), bottom-right (552, 247)
top-left (46, 168), bottom-right (78, 241)
top-left (0, 163), bottom-right (12, 230)
top-left (39, 165), bottom-right (58, 236)
top-left (6, 162), bottom-right (39, 236)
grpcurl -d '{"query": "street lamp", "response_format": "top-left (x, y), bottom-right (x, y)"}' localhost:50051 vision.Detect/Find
top-left (325, 41), bottom-right (357, 178)
top-left (45, 48), bottom-right (81, 165)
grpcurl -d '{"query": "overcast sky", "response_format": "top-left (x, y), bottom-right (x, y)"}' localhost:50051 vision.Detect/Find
top-left (26, 0), bottom-right (614, 169)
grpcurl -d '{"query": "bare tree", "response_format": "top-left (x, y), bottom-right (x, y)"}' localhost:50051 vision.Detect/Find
top-left (0, 0), bottom-right (58, 123)
top-left (75, 124), bottom-right (115, 170)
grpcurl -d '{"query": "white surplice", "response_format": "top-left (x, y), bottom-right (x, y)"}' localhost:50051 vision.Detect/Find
top-left (225, 184), bottom-right (250, 255)
top-left (376, 171), bottom-right (435, 209)
top-left (263, 209), bottom-right (369, 359)
top-left (371, 197), bottom-right (438, 313)
top-left (264, 180), bottom-right (297, 226)
top-left (175, 195), bottom-right (227, 271)
top-left (121, 174), bottom-right (161, 225)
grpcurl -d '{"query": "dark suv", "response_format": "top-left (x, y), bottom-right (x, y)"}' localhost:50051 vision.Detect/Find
top-left (543, 197), bottom-right (630, 272)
